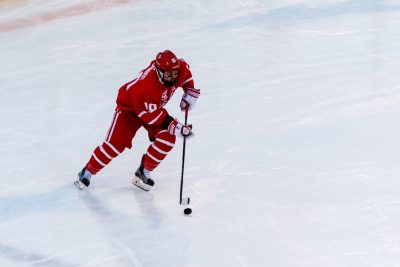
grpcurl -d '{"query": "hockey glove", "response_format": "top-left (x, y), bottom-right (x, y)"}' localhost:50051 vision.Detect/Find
top-left (180, 88), bottom-right (200, 111)
top-left (168, 119), bottom-right (193, 138)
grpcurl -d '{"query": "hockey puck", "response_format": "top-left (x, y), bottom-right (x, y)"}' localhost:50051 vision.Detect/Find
top-left (184, 208), bottom-right (192, 215)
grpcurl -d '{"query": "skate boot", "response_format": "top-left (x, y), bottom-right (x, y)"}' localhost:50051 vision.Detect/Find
top-left (74, 167), bottom-right (92, 190)
top-left (132, 158), bottom-right (154, 191)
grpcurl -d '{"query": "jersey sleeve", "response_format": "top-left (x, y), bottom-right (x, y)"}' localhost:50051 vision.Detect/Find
top-left (137, 107), bottom-right (168, 126)
top-left (178, 59), bottom-right (196, 92)
top-left (133, 90), bottom-right (168, 126)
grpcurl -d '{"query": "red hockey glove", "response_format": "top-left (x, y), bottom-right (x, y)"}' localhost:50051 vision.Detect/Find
top-left (167, 119), bottom-right (193, 138)
top-left (180, 88), bottom-right (200, 111)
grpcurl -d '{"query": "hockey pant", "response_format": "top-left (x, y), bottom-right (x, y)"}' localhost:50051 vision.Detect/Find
top-left (85, 110), bottom-right (176, 175)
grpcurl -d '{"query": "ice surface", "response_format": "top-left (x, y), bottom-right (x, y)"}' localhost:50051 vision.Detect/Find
top-left (1, 0), bottom-right (400, 266)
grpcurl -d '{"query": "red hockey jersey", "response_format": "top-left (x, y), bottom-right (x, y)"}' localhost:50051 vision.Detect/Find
top-left (116, 59), bottom-right (195, 126)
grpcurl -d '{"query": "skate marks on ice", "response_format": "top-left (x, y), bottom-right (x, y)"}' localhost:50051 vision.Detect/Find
top-left (0, 244), bottom-right (75, 267)
top-left (75, 186), bottom-right (168, 267)
top-left (0, 184), bottom-right (76, 221)
top-left (0, 185), bottom-right (84, 267)
top-left (210, 0), bottom-right (400, 29)
top-left (0, 0), bottom-right (137, 33)
top-left (75, 189), bottom-right (143, 267)
top-left (0, 183), bottom-right (158, 267)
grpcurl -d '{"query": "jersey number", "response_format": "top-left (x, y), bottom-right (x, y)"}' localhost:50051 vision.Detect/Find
top-left (144, 102), bottom-right (157, 112)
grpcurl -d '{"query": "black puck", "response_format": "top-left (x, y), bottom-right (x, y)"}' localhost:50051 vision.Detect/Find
top-left (184, 208), bottom-right (192, 215)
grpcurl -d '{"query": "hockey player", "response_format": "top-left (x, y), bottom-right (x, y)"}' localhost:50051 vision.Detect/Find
top-left (75, 50), bottom-right (200, 191)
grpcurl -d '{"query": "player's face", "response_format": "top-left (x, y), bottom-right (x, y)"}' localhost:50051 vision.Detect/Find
top-left (162, 69), bottom-right (179, 84)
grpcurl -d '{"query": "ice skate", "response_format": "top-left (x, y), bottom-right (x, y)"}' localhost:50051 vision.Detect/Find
top-left (74, 167), bottom-right (92, 190)
top-left (132, 164), bottom-right (154, 191)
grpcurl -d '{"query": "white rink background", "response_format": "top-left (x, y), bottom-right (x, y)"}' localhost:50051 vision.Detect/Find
top-left (1, 0), bottom-right (400, 266)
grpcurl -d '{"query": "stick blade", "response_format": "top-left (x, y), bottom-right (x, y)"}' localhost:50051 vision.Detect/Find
top-left (180, 197), bottom-right (190, 205)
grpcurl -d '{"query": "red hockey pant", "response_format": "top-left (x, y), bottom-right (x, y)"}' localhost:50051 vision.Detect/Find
top-left (86, 110), bottom-right (176, 175)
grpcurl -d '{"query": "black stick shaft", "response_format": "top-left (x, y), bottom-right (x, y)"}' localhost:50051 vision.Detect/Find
top-left (179, 107), bottom-right (189, 204)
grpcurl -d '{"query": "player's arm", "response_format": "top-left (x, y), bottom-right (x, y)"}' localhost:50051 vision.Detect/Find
top-left (179, 60), bottom-right (200, 111)
top-left (161, 114), bottom-right (193, 138)
top-left (136, 101), bottom-right (168, 126)
top-left (135, 97), bottom-right (192, 138)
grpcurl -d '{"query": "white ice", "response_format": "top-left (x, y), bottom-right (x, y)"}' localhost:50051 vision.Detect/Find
top-left (1, 0), bottom-right (400, 266)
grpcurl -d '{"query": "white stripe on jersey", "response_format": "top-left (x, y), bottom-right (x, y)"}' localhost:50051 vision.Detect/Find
top-left (180, 77), bottom-right (193, 87)
top-left (148, 111), bottom-right (163, 125)
top-left (138, 111), bottom-right (147, 117)
top-left (156, 138), bottom-right (175, 147)
top-left (104, 141), bottom-right (121, 155)
top-left (93, 153), bottom-right (106, 167)
top-left (146, 151), bottom-right (162, 162)
top-left (99, 145), bottom-right (112, 160)
top-left (107, 111), bottom-right (120, 142)
top-left (151, 143), bottom-right (168, 154)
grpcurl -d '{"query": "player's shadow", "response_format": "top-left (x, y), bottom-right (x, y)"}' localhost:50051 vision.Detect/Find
top-left (0, 184), bottom-right (76, 221)
top-left (78, 185), bottom-right (163, 229)
top-left (77, 186), bottom-right (166, 266)
top-left (108, 185), bottom-right (164, 229)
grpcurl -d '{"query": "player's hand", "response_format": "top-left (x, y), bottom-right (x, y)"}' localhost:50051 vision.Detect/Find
top-left (168, 119), bottom-right (194, 138)
top-left (180, 88), bottom-right (200, 111)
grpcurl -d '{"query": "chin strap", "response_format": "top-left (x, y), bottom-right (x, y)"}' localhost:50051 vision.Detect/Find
top-left (155, 67), bottom-right (165, 84)
top-left (155, 66), bottom-right (178, 86)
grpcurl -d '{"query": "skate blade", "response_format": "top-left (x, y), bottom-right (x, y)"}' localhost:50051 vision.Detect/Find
top-left (74, 180), bottom-right (85, 190)
top-left (132, 177), bottom-right (152, 191)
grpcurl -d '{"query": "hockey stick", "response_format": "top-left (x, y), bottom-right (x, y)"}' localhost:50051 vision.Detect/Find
top-left (179, 106), bottom-right (190, 205)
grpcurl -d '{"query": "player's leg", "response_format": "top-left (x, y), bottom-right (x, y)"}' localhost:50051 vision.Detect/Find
top-left (144, 129), bottom-right (176, 171)
top-left (132, 127), bottom-right (176, 191)
top-left (76, 110), bottom-right (141, 189)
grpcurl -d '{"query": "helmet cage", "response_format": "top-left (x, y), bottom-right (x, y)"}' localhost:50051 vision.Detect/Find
top-left (156, 68), bottom-right (179, 86)
top-left (155, 50), bottom-right (180, 85)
